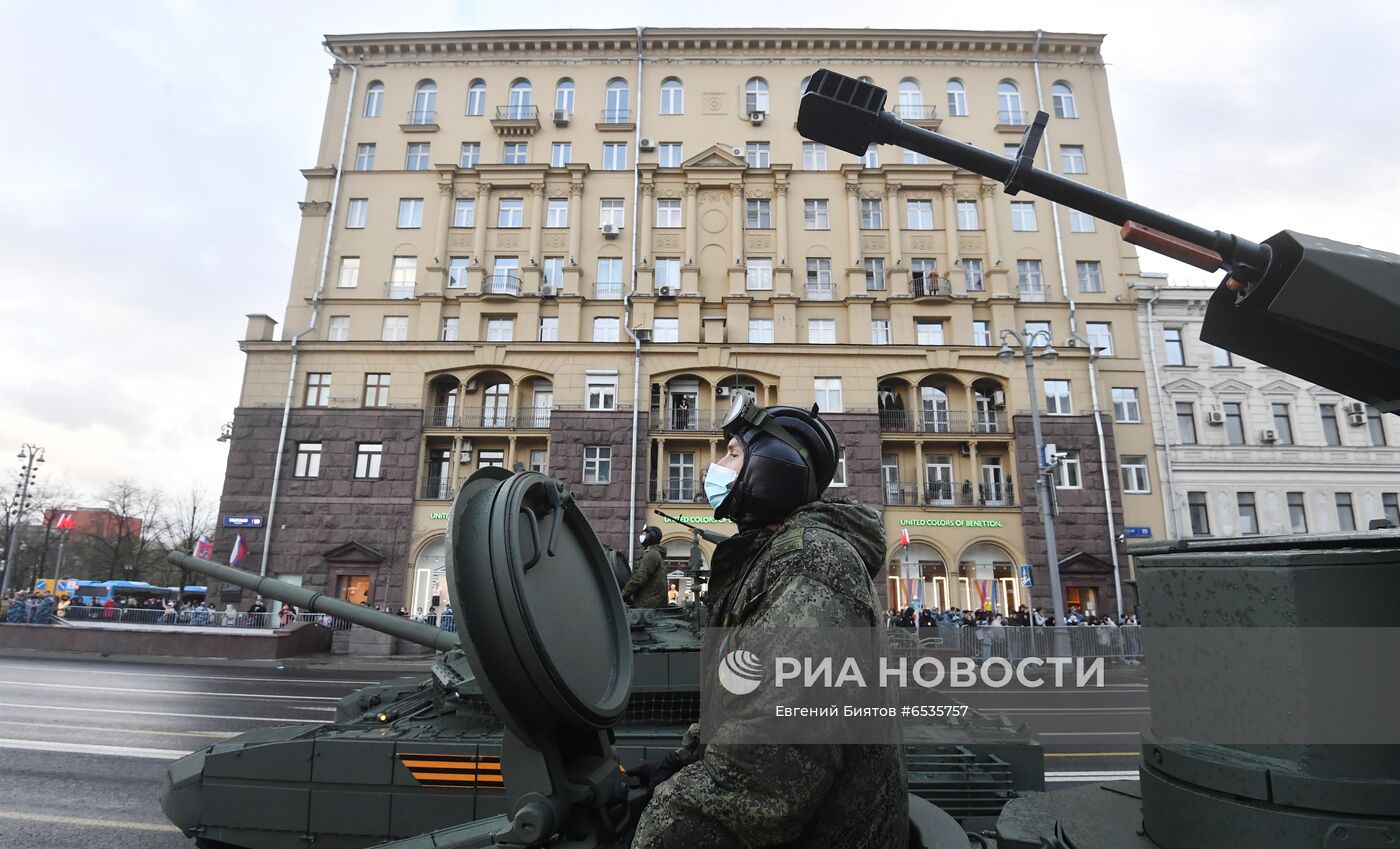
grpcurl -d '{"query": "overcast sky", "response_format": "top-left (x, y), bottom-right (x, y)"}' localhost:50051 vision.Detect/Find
top-left (2, 0), bottom-right (1396, 508)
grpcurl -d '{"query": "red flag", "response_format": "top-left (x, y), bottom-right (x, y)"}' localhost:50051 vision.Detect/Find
top-left (193, 535), bottom-right (214, 560)
top-left (900, 527), bottom-right (910, 546)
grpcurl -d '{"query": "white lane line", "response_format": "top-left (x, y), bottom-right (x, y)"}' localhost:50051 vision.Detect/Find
top-left (1036, 731), bottom-right (1143, 737)
top-left (0, 701), bottom-right (330, 724)
top-left (0, 680), bottom-right (339, 701)
top-left (1045, 770), bottom-right (1140, 783)
top-left (0, 719), bottom-right (232, 739)
top-left (0, 737), bottom-right (188, 761)
top-left (0, 810), bottom-right (179, 833)
top-left (0, 663), bottom-right (380, 686)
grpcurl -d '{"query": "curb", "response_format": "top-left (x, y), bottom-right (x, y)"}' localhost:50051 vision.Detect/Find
top-left (0, 647), bottom-right (437, 676)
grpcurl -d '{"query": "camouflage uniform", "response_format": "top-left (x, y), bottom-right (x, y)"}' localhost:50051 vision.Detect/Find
top-left (623, 544), bottom-right (669, 609)
top-left (632, 498), bottom-right (908, 849)
top-left (5, 597), bottom-right (26, 624)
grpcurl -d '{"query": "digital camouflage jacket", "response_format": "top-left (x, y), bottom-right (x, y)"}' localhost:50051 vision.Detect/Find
top-left (631, 497), bottom-right (908, 849)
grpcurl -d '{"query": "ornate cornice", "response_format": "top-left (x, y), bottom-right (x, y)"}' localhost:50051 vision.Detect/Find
top-left (298, 201), bottom-right (331, 218)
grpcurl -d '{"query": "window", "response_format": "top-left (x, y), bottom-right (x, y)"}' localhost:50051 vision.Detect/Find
top-left (460, 142), bottom-right (481, 167)
top-left (467, 81), bottom-right (486, 116)
top-left (910, 258), bottom-right (936, 292)
top-left (328, 316), bottom-right (350, 341)
top-left (411, 81), bottom-right (437, 124)
top-left (596, 257), bottom-right (622, 299)
top-left (1367, 405), bottom-right (1388, 446)
top-left (916, 321), bottom-right (945, 345)
top-left (1051, 82), bottom-right (1077, 119)
top-left (864, 258), bottom-right (886, 291)
top-left (440, 257), bottom-right (466, 289)
top-left (1045, 379), bottom-right (1072, 415)
top-left (497, 198), bottom-right (524, 228)
top-left (744, 77), bottom-right (769, 114)
top-left (352, 443), bottom-right (382, 479)
top-left (814, 378), bottom-right (843, 413)
top-left (478, 450), bottom-right (506, 470)
top-left (305, 373), bottom-right (331, 407)
top-left (1024, 320), bottom-right (1052, 347)
top-left (602, 142), bottom-right (627, 171)
top-left (655, 258), bottom-right (681, 292)
top-left (364, 373), bottom-right (390, 407)
top-left (1121, 456), bottom-right (1149, 493)
top-left (1188, 492), bottom-right (1211, 535)
top-left (363, 81), bottom-right (383, 118)
top-left (946, 79), bottom-right (967, 116)
top-left (503, 142), bottom-right (528, 165)
top-left (655, 198), bottom-right (682, 227)
top-left (1086, 322), bottom-right (1114, 356)
top-left (452, 198), bottom-right (475, 227)
top-left (860, 199), bottom-right (883, 229)
top-left (529, 449), bottom-right (549, 474)
top-left (543, 256), bottom-right (564, 291)
top-left (1237, 493), bottom-right (1259, 535)
top-left (441, 317), bottom-right (459, 342)
top-left (659, 77), bottom-right (683, 114)
top-left (745, 259), bottom-right (772, 291)
top-left (808, 319), bottom-right (836, 344)
top-left (748, 319), bottom-right (774, 343)
top-left (653, 318), bottom-right (679, 343)
top-left (337, 257), bottom-right (360, 289)
top-left (973, 320), bottom-right (992, 347)
top-left (997, 81), bottom-right (1023, 124)
top-left (550, 142), bottom-right (572, 167)
top-left (746, 198), bottom-right (772, 229)
top-left (860, 144), bottom-right (879, 168)
top-left (406, 142), bottom-right (430, 171)
top-left (1054, 451), bottom-right (1082, 489)
top-left (583, 447), bottom-right (612, 484)
top-left (1288, 492), bottom-right (1309, 534)
top-left (906, 200), bottom-right (934, 230)
top-left (485, 318), bottom-right (514, 342)
top-left (1336, 493), bottom-right (1356, 532)
top-left (658, 143), bottom-right (683, 168)
top-left (803, 199), bottom-right (829, 229)
top-left (1385, 493), bottom-right (1400, 527)
top-left (388, 256), bottom-right (417, 296)
top-left (806, 258), bottom-right (833, 298)
top-left (1077, 261), bottom-right (1104, 293)
top-left (745, 142), bottom-right (770, 169)
top-left (586, 372), bottom-right (617, 410)
top-left (802, 142), bottom-right (827, 170)
top-left (1320, 405), bottom-right (1342, 446)
top-left (1017, 260), bottom-right (1044, 296)
top-left (599, 198), bottom-right (625, 229)
top-left (538, 316), bottom-right (559, 341)
top-left (546, 198), bottom-right (568, 228)
top-left (1004, 143), bottom-right (1020, 158)
top-left (381, 316), bottom-right (408, 342)
top-left (503, 78), bottom-right (532, 119)
top-left (294, 442), bottom-right (322, 478)
top-left (604, 78), bottom-right (629, 122)
top-left (871, 319), bottom-right (891, 345)
top-left (956, 199), bottom-right (978, 229)
top-left (1068, 209), bottom-right (1095, 232)
top-left (829, 453), bottom-right (847, 488)
top-left (901, 148), bottom-right (930, 166)
top-left (397, 198), bottom-right (423, 228)
top-left (490, 257), bottom-right (519, 291)
top-left (963, 258), bottom-right (985, 291)
top-left (1060, 145), bottom-right (1087, 174)
top-left (346, 198), bottom-right (367, 229)
top-left (1010, 201), bottom-right (1037, 231)
top-left (1271, 403), bottom-right (1294, 445)
top-left (355, 143), bottom-right (375, 170)
top-left (1164, 328), bottom-right (1185, 365)
top-left (897, 79), bottom-right (925, 119)
top-left (554, 78), bottom-right (574, 114)
top-left (1176, 402), bottom-right (1197, 443)
top-left (1112, 388), bottom-right (1141, 423)
top-left (593, 317), bottom-right (620, 342)
top-left (1223, 402), bottom-right (1247, 444)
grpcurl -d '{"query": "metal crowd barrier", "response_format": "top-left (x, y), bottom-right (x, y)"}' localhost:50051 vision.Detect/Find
top-left (888, 623), bottom-right (1144, 660)
top-left (52, 605), bottom-right (459, 634)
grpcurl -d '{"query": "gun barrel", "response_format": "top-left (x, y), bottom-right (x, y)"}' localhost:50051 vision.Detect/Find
top-left (654, 510), bottom-right (730, 545)
top-left (167, 552), bottom-right (458, 652)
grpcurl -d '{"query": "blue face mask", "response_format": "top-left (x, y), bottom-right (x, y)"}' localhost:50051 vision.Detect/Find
top-left (704, 463), bottom-right (739, 511)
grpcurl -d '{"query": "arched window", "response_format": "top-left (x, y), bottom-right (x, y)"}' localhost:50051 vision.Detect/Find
top-left (745, 77), bottom-right (769, 115)
top-left (946, 79), bottom-right (967, 117)
top-left (363, 81), bottom-right (384, 118)
top-left (659, 77), bottom-right (683, 115)
top-left (1051, 82), bottom-right (1077, 119)
top-left (554, 78), bottom-right (575, 115)
top-left (997, 81), bottom-right (1023, 125)
top-left (897, 78), bottom-right (924, 119)
top-left (411, 80), bottom-right (437, 125)
top-left (602, 78), bottom-right (630, 123)
top-left (466, 80), bottom-right (486, 116)
top-left (507, 79), bottom-right (533, 119)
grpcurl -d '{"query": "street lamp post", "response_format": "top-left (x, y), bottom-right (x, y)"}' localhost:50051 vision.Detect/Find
top-left (997, 332), bottom-right (1065, 627)
top-left (2, 444), bottom-right (45, 599)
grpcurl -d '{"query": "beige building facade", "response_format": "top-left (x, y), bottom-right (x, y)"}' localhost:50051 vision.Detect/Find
top-left (215, 28), bottom-right (1166, 623)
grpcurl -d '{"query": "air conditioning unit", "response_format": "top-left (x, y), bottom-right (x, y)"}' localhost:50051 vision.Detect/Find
top-left (730, 146), bottom-right (745, 158)
top-left (1206, 410), bottom-right (1226, 425)
top-left (716, 386), bottom-right (732, 398)
top-left (657, 285), bottom-right (676, 297)
top-left (601, 223), bottom-right (621, 238)
top-left (960, 443), bottom-right (972, 457)
top-left (463, 380), bottom-right (478, 392)
top-left (553, 109), bottom-right (570, 126)
top-left (634, 328), bottom-right (652, 342)
top-left (1349, 413), bottom-right (1368, 426)
top-left (1261, 428), bottom-right (1279, 443)
top-left (1345, 401), bottom-right (1367, 416)
top-left (539, 284), bottom-right (558, 298)
top-left (639, 138), bottom-right (657, 151)
top-left (749, 111), bottom-right (766, 125)
top-left (992, 390), bottom-right (1007, 409)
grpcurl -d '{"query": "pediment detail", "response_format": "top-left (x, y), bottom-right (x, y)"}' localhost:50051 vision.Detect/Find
top-left (1210, 379), bottom-right (1252, 396)
top-left (682, 143), bottom-right (746, 168)
top-left (1163, 378), bottom-right (1206, 394)
top-left (1260, 379), bottom-right (1300, 396)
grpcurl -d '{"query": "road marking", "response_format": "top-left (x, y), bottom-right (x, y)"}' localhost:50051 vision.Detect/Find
top-left (1036, 731), bottom-right (1142, 737)
top-left (1044, 752), bottom-right (1139, 758)
top-left (0, 701), bottom-right (329, 724)
top-left (0, 810), bottom-right (179, 832)
top-left (0, 663), bottom-right (380, 686)
top-left (0, 680), bottom-right (339, 701)
top-left (0, 737), bottom-right (188, 760)
top-left (988, 707), bottom-right (1150, 714)
top-left (0, 719), bottom-right (231, 739)
top-left (1045, 770), bottom-right (1140, 782)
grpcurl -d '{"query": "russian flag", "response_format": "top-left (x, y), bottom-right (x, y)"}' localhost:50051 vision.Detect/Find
top-left (193, 535), bottom-right (214, 560)
top-left (229, 534), bottom-right (248, 566)
top-left (900, 527), bottom-right (911, 546)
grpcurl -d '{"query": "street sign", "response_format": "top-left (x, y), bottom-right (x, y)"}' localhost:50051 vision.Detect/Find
top-left (222, 515), bottom-right (265, 528)
top-left (1019, 564), bottom-right (1033, 588)
top-left (1124, 526), bottom-right (1153, 539)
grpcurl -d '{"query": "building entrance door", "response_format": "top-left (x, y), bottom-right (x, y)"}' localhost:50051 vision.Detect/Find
top-left (337, 575), bottom-right (370, 605)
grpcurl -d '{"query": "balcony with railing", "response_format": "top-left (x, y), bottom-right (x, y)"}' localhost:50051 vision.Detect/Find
top-left (492, 105), bottom-right (540, 135)
top-left (483, 274), bottom-right (521, 296)
top-left (805, 283), bottom-right (835, 301)
top-left (650, 406), bottom-right (713, 432)
top-left (656, 477), bottom-right (703, 504)
top-left (598, 108), bottom-right (633, 127)
top-left (908, 275), bottom-right (952, 299)
top-left (423, 406), bottom-right (553, 430)
top-left (422, 476), bottom-right (451, 500)
top-left (1017, 286), bottom-right (1049, 303)
top-left (884, 480), bottom-right (1015, 508)
top-left (896, 105), bottom-right (941, 129)
top-left (384, 282), bottom-right (417, 300)
top-left (878, 411), bottom-right (1009, 435)
top-left (996, 110), bottom-right (1027, 130)
top-left (402, 110), bottom-right (439, 131)
top-left (595, 283), bottom-right (623, 300)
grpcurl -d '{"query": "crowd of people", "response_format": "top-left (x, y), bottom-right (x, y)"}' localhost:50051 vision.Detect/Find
top-left (887, 603), bottom-right (1139, 629)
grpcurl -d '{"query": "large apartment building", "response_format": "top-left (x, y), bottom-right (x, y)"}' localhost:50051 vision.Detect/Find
top-left (213, 28), bottom-right (1167, 623)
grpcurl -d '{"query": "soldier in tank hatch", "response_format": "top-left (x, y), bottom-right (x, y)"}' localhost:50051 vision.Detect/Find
top-left (623, 525), bottom-right (669, 609)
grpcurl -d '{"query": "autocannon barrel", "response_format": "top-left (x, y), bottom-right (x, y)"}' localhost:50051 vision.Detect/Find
top-left (167, 552), bottom-right (459, 652)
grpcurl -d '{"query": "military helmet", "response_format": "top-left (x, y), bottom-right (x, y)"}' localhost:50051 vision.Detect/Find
top-left (715, 394), bottom-right (841, 529)
top-left (639, 525), bottom-right (662, 547)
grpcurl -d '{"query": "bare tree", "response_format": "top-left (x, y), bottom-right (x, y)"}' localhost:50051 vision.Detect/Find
top-left (159, 484), bottom-right (216, 602)
top-left (2, 470), bottom-right (78, 591)
top-left (85, 479), bottom-right (162, 581)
